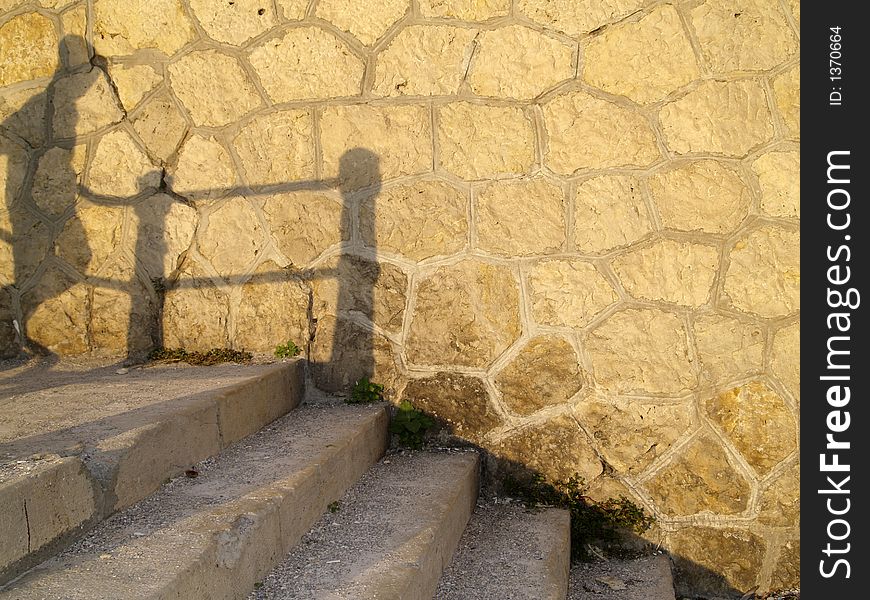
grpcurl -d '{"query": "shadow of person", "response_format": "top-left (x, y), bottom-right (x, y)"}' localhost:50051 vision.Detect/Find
top-left (1, 35), bottom-right (93, 361)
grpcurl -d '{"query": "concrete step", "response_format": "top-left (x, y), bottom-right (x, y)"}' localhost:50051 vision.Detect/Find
top-left (568, 554), bottom-right (676, 600)
top-left (0, 360), bottom-right (303, 583)
top-left (0, 401), bottom-right (389, 599)
top-left (435, 503), bottom-right (571, 600)
top-left (250, 450), bottom-right (480, 600)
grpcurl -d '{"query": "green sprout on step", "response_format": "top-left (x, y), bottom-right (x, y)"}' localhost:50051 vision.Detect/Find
top-left (274, 341), bottom-right (301, 359)
top-left (348, 378), bottom-right (385, 404)
top-left (328, 500), bottom-right (341, 513)
top-left (389, 400), bottom-right (435, 449)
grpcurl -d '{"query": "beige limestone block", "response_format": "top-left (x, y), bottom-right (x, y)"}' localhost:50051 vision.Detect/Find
top-left (60, 5), bottom-right (89, 68)
top-left (90, 258), bottom-right (154, 355)
top-left (56, 199), bottom-right (124, 276)
top-left (705, 381), bottom-right (797, 475)
top-left (649, 160), bottom-right (750, 234)
top-left (770, 321), bottom-right (799, 401)
top-left (311, 254), bottom-right (407, 335)
top-left (693, 314), bottom-right (764, 384)
top-left (162, 258), bottom-right (229, 350)
top-left (517, 0), bottom-right (645, 36)
top-left (690, 0), bottom-right (797, 73)
top-left (659, 80), bottom-right (774, 156)
top-left (233, 110), bottom-right (315, 187)
top-left (668, 527), bottom-right (765, 597)
top-left (527, 259), bottom-right (616, 329)
top-left (131, 91), bottom-right (188, 163)
top-left (88, 129), bottom-right (160, 197)
top-left (587, 308), bottom-right (696, 394)
top-left (544, 91), bottom-right (659, 173)
top-left (754, 150), bottom-right (799, 219)
top-left (612, 239), bottom-right (718, 307)
top-left (0, 12), bottom-right (58, 88)
top-left (372, 25), bottom-right (476, 97)
top-left (0, 206), bottom-right (50, 286)
top-left (168, 134), bottom-right (237, 201)
top-left (438, 102), bottom-right (535, 180)
top-left (493, 414), bottom-right (603, 484)
top-left (51, 69), bottom-right (124, 139)
top-left (476, 178), bottom-right (565, 256)
top-left (406, 259), bottom-right (520, 368)
top-left (248, 27), bottom-right (363, 102)
top-left (574, 397), bottom-right (694, 475)
top-left (236, 260), bottom-right (309, 353)
top-left (574, 175), bottom-right (651, 254)
top-left (646, 432), bottom-right (749, 516)
top-left (22, 265), bottom-right (90, 355)
top-left (189, 0), bottom-right (277, 46)
top-left (168, 50), bottom-right (261, 128)
top-left (583, 5), bottom-right (699, 104)
top-left (771, 539), bottom-right (799, 590)
top-left (316, 0), bottom-right (408, 46)
top-left (419, 0), bottom-right (509, 20)
top-left (321, 104), bottom-right (431, 189)
top-left (0, 133), bottom-right (27, 209)
top-left (93, 0), bottom-right (195, 57)
top-left (468, 25), bottom-right (574, 100)
top-left (0, 84), bottom-right (48, 147)
top-left (276, 0), bottom-right (308, 20)
top-left (359, 180), bottom-right (467, 261)
top-left (494, 335), bottom-right (583, 416)
top-left (128, 192), bottom-right (197, 280)
top-left (31, 144), bottom-right (87, 218)
top-left (261, 191), bottom-right (345, 266)
top-left (758, 461), bottom-right (799, 527)
top-left (198, 199), bottom-right (264, 278)
top-left (107, 64), bottom-right (163, 112)
top-left (403, 372), bottom-right (503, 443)
top-left (725, 226), bottom-right (799, 317)
top-left (774, 65), bottom-right (800, 137)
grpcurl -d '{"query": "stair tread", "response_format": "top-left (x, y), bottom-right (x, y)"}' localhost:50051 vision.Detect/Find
top-left (568, 554), bottom-right (675, 600)
top-left (250, 450), bottom-right (479, 600)
top-left (0, 401), bottom-right (388, 599)
top-left (435, 503), bottom-right (571, 600)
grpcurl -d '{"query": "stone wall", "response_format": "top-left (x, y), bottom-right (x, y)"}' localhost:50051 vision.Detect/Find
top-left (1, 0), bottom-right (799, 595)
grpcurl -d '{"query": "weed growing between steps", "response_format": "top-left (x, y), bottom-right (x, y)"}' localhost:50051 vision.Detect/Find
top-left (389, 400), bottom-right (435, 449)
top-left (274, 341), bottom-right (301, 359)
top-left (505, 473), bottom-right (654, 562)
top-left (347, 378), bottom-right (385, 404)
top-left (148, 347), bottom-right (253, 365)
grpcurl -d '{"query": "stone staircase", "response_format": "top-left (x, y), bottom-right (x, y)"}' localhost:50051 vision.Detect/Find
top-left (0, 360), bottom-right (675, 599)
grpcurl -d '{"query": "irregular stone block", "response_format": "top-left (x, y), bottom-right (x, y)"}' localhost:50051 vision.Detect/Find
top-left (753, 150), bottom-right (799, 219)
top-left (407, 260), bottom-right (520, 368)
top-left (544, 91), bottom-right (659, 173)
top-left (276, 0), bottom-right (308, 20)
top-left (774, 64), bottom-right (799, 138)
top-left (693, 314), bottom-right (764, 384)
top-left (0, 206), bottom-right (49, 287)
top-left (22, 265), bottom-right (89, 354)
top-left (1, 84), bottom-right (48, 147)
top-left (131, 91), bottom-right (188, 163)
top-left (107, 64), bottom-right (163, 111)
top-left (517, 0), bottom-right (645, 36)
top-left (418, 0), bottom-right (509, 20)
top-left (248, 27), bottom-right (363, 102)
top-left (527, 259), bottom-right (616, 329)
top-left (236, 260), bottom-right (309, 353)
top-left (668, 527), bottom-right (764, 597)
top-left (373, 25), bottom-right (476, 97)
top-left (51, 69), bottom-right (124, 139)
top-left (90, 258), bottom-right (155, 355)
top-left (770, 539), bottom-right (799, 590)
top-left (587, 308), bottom-right (696, 395)
top-left (404, 372), bottom-right (502, 442)
top-left (705, 382), bottom-right (797, 476)
top-left (129, 192), bottom-right (197, 280)
top-left (89, 129), bottom-right (160, 198)
top-left (168, 50), bottom-right (261, 127)
top-left (648, 160), bottom-right (750, 234)
top-left (574, 397), bottom-right (693, 475)
top-left (690, 0), bottom-right (797, 73)
top-left (494, 335), bottom-right (582, 416)
top-left (770, 321), bottom-right (799, 401)
top-left (60, 5), bottom-right (89, 68)
top-left (93, 0), bottom-right (195, 57)
top-left (0, 133), bottom-right (27, 210)
top-left (168, 135), bottom-right (237, 201)
top-left (659, 80), bottom-right (773, 156)
top-left (574, 175), bottom-right (651, 254)
top-left (612, 239), bottom-right (718, 307)
top-left (31, 144), bottom-right (87, 218)
top-left (56, 199), bottom-right (124, 277)
top-left (476, 177), bottom-right (565, 256)
top-left (0, 12), bottom-right (58, 88)
top-left (162, 258), bottom-right (229, 351)
top-left (467, 25), bottom-right (574, 99)
top-left (189, 0), bottom-right (278, 46)
top-left (359, 179), bottom-right (467, 261)
top-left (438, 102), bottom-right (535, 180)
top-left (261, 191), bottom-right (345, 266)
top-left (316, 0), bottom-right (408, 45)
top-left (198, 199), bottom-right (264, 279)
top-left (724, 226), bottom-right (799, 317)
top-left (758, 461), bottom-right (799, 527)
top-left (583, 5), bottom-right (698, 104)
top-left (321, 104), bottom-right (431, 190)
top-left (233, 110), bottom-right (315, 187)
top-left (645, 432), bottom-right (750, 516)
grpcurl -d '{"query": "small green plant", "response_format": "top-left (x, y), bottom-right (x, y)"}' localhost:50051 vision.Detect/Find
top-left (348, 378), bottom-right (385, 404)
top-left (274, 340), bottom-right (301, 359)
top-left (389, 400), bottom-right (435, 449)
top-left (328, 500), bottom-right (341, 513)
top-left (149, 347), bottom-right (252, 365)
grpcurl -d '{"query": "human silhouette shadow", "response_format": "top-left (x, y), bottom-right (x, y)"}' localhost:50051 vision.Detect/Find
top-left (2, 35), bottom-right (93, 363)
